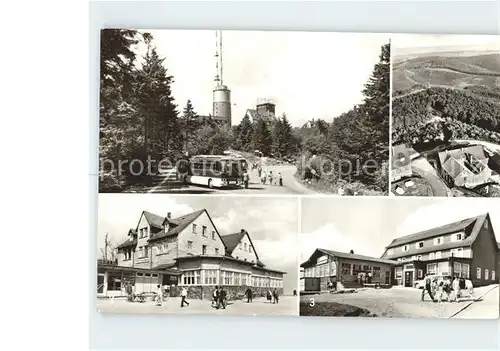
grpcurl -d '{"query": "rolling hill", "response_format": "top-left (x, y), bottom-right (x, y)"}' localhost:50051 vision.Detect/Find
top-left (393, 53), bottom-right (500, 96)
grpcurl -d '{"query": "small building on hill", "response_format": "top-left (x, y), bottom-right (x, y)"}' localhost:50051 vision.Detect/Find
top-left (437, 145), bottom-right (499, 188)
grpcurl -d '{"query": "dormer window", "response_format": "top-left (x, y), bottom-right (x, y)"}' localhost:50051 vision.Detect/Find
top-left (402, 245), bottom-right (409, 252)
top-left (452, 233), bottom-right (463, 242)
top-left (416, 241), bottom-right (424, 249)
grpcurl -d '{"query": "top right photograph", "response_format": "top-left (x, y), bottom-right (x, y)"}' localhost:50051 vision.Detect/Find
top-left (391, 34), bottom-right (500, 198)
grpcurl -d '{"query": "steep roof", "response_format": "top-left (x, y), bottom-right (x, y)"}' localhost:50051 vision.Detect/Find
top-left (142, 211), bottom-right (166, 229)
top-left (116, 237), bottom-right (137, 249)
top-left (220, 231), bottom-right (246, 253)
top-left (301, 248), bottom-right (397, 267)
top-left (116, 228), bottom-right (138, 249)
top-left (220, 229), bottom-right (260, 260)
top-left (386, 214), bottom-right (487, 249)
top-left (149, 209), bottom-right (205, 242)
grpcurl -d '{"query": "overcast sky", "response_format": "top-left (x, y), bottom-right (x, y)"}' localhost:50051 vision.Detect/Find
top-left (393, 34), bottom-right (500, 57)
top-left (98, 194), bottom-right (298, 294)
top-left (300, 197), bottom-right (500, 263)
top-left (133, 30), bottom-right (388, 127)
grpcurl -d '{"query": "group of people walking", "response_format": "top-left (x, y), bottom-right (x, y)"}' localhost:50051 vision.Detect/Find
top-left (258, 168), bottom-right (283, 186)
top-left (421, 274), bottom-right (474, 303)
top-left (211, 286), bottom-right (228, 309)
top-left (266, 289), bottom-right (280, 304)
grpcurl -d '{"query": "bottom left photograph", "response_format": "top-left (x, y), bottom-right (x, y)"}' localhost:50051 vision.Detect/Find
top-left (96, 194), bottom-right (299, 316)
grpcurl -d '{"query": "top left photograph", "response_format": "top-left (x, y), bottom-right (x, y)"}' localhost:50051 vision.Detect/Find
top-left (98, 29), bottom-right (390, 195)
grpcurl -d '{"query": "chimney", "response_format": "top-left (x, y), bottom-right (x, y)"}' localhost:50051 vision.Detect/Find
top-left (350, 250), bottom-right (354, 254)
top-left (167, 212), bottom-right (172, 219)
top-left (240, 229), bottom-right (245, 234)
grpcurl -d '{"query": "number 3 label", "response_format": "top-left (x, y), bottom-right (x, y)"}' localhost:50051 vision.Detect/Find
top-left (309, 298), bottom-right (315, 307)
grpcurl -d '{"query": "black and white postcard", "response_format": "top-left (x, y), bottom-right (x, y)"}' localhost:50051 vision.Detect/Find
top-left (99, 29), bottom-right (390, 196)
top-left (299, 197), bottom-right (500, 318)
top-left (97, 194), bottom-right (298, 316)
top-left (391, 35), bottom-right (500, 197)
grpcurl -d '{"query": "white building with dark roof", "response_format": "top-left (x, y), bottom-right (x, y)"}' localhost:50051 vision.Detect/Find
top-left (381, 213), bottom-right (499, 288)
top-left (98, 209), bottom-right (285, 299)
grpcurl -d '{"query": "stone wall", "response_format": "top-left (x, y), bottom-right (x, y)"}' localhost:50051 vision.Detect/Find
top-left (169, 285), bottom-right (284, 300)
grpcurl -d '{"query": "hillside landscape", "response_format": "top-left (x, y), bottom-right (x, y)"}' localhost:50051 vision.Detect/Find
top-left (392, 52), bottom-right (500, 146)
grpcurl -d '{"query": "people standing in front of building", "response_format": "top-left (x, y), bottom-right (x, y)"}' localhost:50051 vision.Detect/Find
top-left (268, 171), bottom-right (273, 186)
top-left (266, 289), bottom-right (272, 303)
top-left (219, 286), bottom-right (227, 309)
top-left (293, 289), bottom-right (297, 296)
top-left (421, 273), bottom-right (435, 302)
top-left (243, 171), bottom-right (249, 189)
top-left (180, 287), bottom-right (190, 307)
top-left (272, 289), bottom-right (279, 304)
top-left (451, 276), bottom-right (460, 302)
top-left (261, 170), bottom-right (267, 185)
top-left (367, 272), bottom-right (372, 284)
top-left (212, 286), bottom-right (219, 308)
top-left (278, 172), bottom-right (283, 186)
top-left (155, 284), bottom-right (163, 306)
top-left (245, 287), bottom-right (253, 303)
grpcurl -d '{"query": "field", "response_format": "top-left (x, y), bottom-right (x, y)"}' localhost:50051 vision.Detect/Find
top-left (393, 53), bottom-right (500, 97)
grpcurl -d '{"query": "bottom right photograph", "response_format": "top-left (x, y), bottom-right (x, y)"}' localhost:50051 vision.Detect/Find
top-left (299, 197), bottom-right (500, 319)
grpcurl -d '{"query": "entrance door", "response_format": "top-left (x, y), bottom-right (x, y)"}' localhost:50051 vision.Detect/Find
top-left (404, 271), bottom-right (413, 287)
top-left (385, 271), bottom-right (390, 285)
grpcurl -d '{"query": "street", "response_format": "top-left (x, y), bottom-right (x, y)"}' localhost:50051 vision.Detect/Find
top-left (300, 285), bottom-right (499, 318)
top-left (142, 164), bottom-right (317, 195)
top-left (97, 296), bottom-right (298, 316)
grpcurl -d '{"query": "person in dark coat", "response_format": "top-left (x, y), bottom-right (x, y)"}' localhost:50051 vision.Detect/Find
top-left (266, 289), bottom-right (272, 303)
top-left (421, 273), bottom-right (435, 302)
top-left (243, 172), bottom-right (249, 189)
top-left (212, 286), bottom-right (219, 308)
top-left (219, 286), bottom-right (227, 309)
top-left (245, 287), bottom-right (253, 303)
top-left (278, 173), bottom-right (283, 186)
top-left (293, 289), bottom-right (297, 296)
top-left (272, 289), bottom-right (279, 304)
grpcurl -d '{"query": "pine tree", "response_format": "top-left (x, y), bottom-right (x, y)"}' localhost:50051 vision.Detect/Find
top-left (182, 99), bottom-right (200, 154)
top-left (252, 119), bottom-right (272, 156)
top-left (362, 42), bottom-right (390, 163)
top-left (271, 113), bottom-right (295, 158)
top-left (237, 114), bottom-right (254, 151)
top-left (135, 41), bottom-right (179, 159)
top-left (99, 29), bottom-right (148, 190)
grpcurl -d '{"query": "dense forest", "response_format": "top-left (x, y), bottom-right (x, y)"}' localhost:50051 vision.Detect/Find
top-left (100, 30), bottom-right (389, 194)
top-left (293, 43), bottom-right (391, 194)
top-left (393, 87), bottom-right (500, 132)
top-left (99, 29), bottom-right (299, 191)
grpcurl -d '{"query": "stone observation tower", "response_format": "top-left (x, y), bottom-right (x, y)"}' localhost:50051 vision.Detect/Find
top-left (212, 30), bottom-right (232, 128)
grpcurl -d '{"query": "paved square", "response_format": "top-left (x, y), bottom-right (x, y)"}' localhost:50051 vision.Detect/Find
top-left (300, 285), bottom-right (499, 318)
top-left (97, 296), bottom-right (298, 316)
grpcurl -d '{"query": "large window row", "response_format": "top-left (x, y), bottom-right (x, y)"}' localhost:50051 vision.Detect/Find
top-left (180, 269), bottom-right (282, 287)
